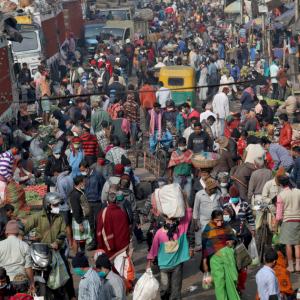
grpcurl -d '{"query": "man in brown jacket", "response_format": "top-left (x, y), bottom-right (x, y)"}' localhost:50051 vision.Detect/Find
top-left (230, 162), bottom-right (256, 200)
top-left (140, 78), bottom-right (156, 119)
top-left (277, 91), bottom-right (297, 116)
top-left (277, 64), bottom-right (290, 101)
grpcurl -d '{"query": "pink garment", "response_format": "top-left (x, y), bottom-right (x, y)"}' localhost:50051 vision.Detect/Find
top-left (255, 103), bottom-right (263, 114)
top-left (276, 187), bottom-right (289, 220)
top-left (229, 199), bottom-right (241, 216)
top-left (149, 109), bottom-right (162, 136)
top-left (147, 208), bottom-right (193, 260)
top-left (121, 118), bottom-right (131, 134)
top-left (35, 78), bottom-right (42, 88)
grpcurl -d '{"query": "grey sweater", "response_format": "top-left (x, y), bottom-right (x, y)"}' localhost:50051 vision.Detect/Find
top-left (193, 189), bottom-right (223, 226)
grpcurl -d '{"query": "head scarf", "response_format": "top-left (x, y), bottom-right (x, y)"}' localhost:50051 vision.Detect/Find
top-left (53, 146), bottom-right (61, 154)
top-left (71, 137), bottom-right (81, 156)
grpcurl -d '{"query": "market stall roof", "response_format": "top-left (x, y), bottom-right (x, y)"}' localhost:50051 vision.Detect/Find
top-left (284, 1), bottom-right (295, 9)
top-left (244, 18), bottom-right (262, 30)
top-left (274, 8), bottom-right (295, 22)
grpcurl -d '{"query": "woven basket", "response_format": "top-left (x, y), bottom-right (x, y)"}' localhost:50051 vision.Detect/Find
top-left (191, 153), bottom-right (221, 168)
top-left (268, 102), bottom-right (278, 108)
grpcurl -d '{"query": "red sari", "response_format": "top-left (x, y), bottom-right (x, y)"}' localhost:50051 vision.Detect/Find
top-left (224, 118), bottom-right (240, 138)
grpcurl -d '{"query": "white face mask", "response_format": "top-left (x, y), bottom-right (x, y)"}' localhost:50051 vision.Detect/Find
top-left (140, 51), bottom-right (144, 54)
top-left (51, 207), bottom-right (60, 214)
top-left (53, 154), bottom-right (61, 159)
top-left (102, 59), bottom-right (106, 63)
top-left (102, 68), bottom-right (106, 71)
top-left (137, 48), bottom-right (140, 50)
top-left (167, 108), bottom-right (173, 111)
top-left (179, 146), bottom-right (187, 151)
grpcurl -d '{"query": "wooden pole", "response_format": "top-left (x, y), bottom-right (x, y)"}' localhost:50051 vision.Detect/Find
top-left (283, 33), bottom-right (286, 65)
top-left (296, 0), bottom-right (299, 22)
top-left (240, 0), bottom-right (243, 25)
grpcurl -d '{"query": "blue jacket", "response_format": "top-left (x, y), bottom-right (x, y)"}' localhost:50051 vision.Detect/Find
top-left (57, 174), bottom-right (74, 211)
top-left (294, 157), bottom-right (300, 183)
top-left (85, 168), bottom-right (106, 202)
top-left (178, 41), bottom-right (185, 54)
top-left (240, 90), bottom-right (257, 110)
top-left (227, 64), bottom-right (240, 81)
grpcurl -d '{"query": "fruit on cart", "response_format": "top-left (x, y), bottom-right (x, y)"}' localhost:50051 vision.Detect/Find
top-left (24, 185), bottom-right (47, 198)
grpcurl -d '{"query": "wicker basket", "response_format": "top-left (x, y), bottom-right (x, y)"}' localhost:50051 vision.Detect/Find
top-left (191, 153), bottom-right (221, 168)
top-left (267, 102), bottom-right (278, 108)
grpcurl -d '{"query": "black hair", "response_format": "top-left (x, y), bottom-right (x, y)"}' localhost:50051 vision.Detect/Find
top-left (143, 78), bottom-right (148, 85)
top-left (98, 151), bottom-right (105, 159)
top-left (83, 125), bottom-right (90, 133)
top-left (113, 75), bottom-right (119, 81)
top-left (265, 249), bottom-right (278, 263)
top-left (50, 164), bottom-right (62, 174)
top-left (10, 143), bottom-right (22, 151)
top-left (128, 84), bottom-right (134, 91)
top-left (113, 138), bottom-right (120, 147)
top-left (66, 119), bottom-right (75, 125)
top-left (32, 120), bottom-right (40, 127)
top-left (207, 115), bottom-right (216, 122)
top-left (74, 175), bottom-right (85, 186)
top-left (78, 114), bottom-right (86, 121)
top-left (277, 175), bottom-right (293, 189)
top-left (22, 141), bottom-right (30, 149)
top-left (223, 206), bottom-right (236, 219)
top-left (211, 209), bottom-right (223, 220)
top-left (279, 113), bottom-right (288, 122)
top-left (260, 136), bottom-right (271, 145)
top-left (0, 267), bottom-right (6, 279)
top-left (14, 283), bottom-right (29, 293)
top-left (260, 100), bottom-right (267, 105)
top-left (158, 81), bottom-right (163, 86)
top-left (190, 116), bottom-right (198, 122)
top-left (201, 102), bottom-right (207, 110)
top-left (65, 130), bottom-right (74, 137)
top-left (241, 130), bottom-right (248, 138)
top-left (262, 118), bottom-right (269, 124)
top-left (101, 120), bottom-right (108, 128)
top-left (80, 161), bottom-right (90, 169)
top-left (117, 110), bottom-right (124, 118)
top-left (247, 135), bottom-right (259, 145)
top-left (293, 146), bottom-right (300, 154)
top-left (194, 121), bottom-right (201, 128)
top-left (178, 137), bottom-right (186, 144)
top-left (74, 79), bottom-right (80, 84)
top-left (23, 152), bottom-right (29, 160)
top-left (4, 204), bottom-right (14, 212)
top-left (182, 103), bottom-right (190, 108)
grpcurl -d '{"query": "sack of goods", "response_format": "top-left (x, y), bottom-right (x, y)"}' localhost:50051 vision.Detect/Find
top-left (139, 8), bottom-right (153, 20)
top-left (163, 44), bottom-right (179, 52)
top-left (133, 268), bottom-right (159, 300)
top-left (155, 183), bottom-right (185, 218)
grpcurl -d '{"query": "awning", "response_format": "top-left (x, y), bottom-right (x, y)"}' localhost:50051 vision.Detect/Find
top-left (284, 1), bottom-right (295, 9)
top-left (274, 8), bottom-right (295, 22)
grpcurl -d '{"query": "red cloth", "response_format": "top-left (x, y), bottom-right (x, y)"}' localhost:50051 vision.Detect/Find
top-left (224, 119), bottom-right (239, 138)
top-left (97, 204), bottom-right (130, 260)
top-left (237, 268), bottom-right (247, 290)
top-left (81, 133), bottom-right (99, 156)
top-left (267, 152), bottom-right (274, 170)
top-left (105, 61), bottom-right (113, 77)
top-left (165, 7), bottom-right (173, 14)
top-left (279, 123), bottom-right (292, 150)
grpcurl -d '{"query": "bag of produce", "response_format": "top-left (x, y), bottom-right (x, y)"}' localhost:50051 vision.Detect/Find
top-left (139, 9), bottom-right (153, 21)
top-left (155, 183), bottom-right (185, 218)
top-left (202, 272), bottom-right (214, 290)
top-left (133, 269), bottom-right (159, 300)
top-left (248, 237), bottom-right (260, 266)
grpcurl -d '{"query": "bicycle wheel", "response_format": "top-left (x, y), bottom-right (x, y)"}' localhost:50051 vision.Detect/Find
top-left (156, 148), bottom-right (167, 177)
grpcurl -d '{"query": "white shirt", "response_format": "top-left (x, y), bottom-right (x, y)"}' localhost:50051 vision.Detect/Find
top-left (200, 110), bottom-right (218, 139)
top-left (172, 3), bottom-right (177, 12)
top-left (218, 75), bottom-right (237, 96)
top-left (270, 64), bottom-right (279, 83)
top-left (34, 71), bottom-right (42, 81)
top-left (245, 144), bottom-right (266, 164)
top-left (256, 266), bottom-right (281, 300)
top-left (156, 87), bottom-right (172, 108)
top-left (190, 52), bottom-right (198, 69)
top-left (212, 92), bottom-right (229, 119)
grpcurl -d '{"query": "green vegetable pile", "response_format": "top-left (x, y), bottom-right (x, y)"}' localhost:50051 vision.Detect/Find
top-left (34, 178), bottom-right (45, 185)
top-left (266, 99), bottom-right (284, 105)
top-left (25, 191), bottom-right (43, 203)
top-left (247, 131), bottom-right (270, 138)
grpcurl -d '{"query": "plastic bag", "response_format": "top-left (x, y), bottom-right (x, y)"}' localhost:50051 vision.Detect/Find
top-left (202, 272), bottom-right (214, 290)
top-left (248, 238), bottom-right (260, 266)
top-left (33, 293), bottom-right (44, 300)
top-left (133, 269), bottom-right (159, 300)
top-left (272, 227), bottom-right (284, 248)
top-left (155, 183), bottom-right (185, 218)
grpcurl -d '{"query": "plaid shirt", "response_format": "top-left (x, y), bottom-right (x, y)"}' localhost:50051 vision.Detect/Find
top-left (78, 267), bottom-right (104, 300)
top-left (8, 294), bottom-right (34, 300)
top-left (105, 146), bottom-right (128, 165)
top-left (123, 94), bottom-right (140, 124)
top-left (81, 133), bottom-right (99, 156)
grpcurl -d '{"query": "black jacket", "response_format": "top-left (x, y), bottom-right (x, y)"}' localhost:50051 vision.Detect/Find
top-left (228, 138), bottom-right (241, 165)
top-left (69, 188), bottom-right (84, 224)
top-left (45, 154), bottom-right (68, 177)
top-left (252, 74), bottom-right (268, 87)
top-left (102, 70), bottom-right (111, 92)
top-left (19, 68), bottom-right (32, 84)
top-left (108, 82), bottom-right (125, 99)
top-left (187, 131), bottom-right (213, 153)
top-left (52, 110), bottom-right (70, 132)
top-left (145, 112), bottom-right (167, 133)
top-left (262, 105), bottom-right (274, 123)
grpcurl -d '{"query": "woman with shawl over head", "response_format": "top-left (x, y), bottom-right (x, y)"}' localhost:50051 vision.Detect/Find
top-left (202, 209), bottom-right (240, 300)
top-left (37, 75), bottom-right (51, 125)
top-left (224, 112), bottom-right (241, 138)
top-left (198, 61), bottom-right (208, 101)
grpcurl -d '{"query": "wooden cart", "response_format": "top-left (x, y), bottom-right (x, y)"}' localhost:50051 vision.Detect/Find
top-left (126, 150), bottom-right (160, 192)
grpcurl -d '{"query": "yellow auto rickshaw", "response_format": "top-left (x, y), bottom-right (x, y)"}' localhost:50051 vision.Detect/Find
top-left (158, 66), bottom-right (195, 107)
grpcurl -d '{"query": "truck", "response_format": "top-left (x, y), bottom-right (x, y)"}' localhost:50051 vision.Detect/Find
top-left (10, 7), bottom-right (66, 76)
top-left (0, 33), bottom-right (20, 133)
top-left (62, 1), bottom-right (84, 43)
top-left (99, 20), bottom-right (148, 46)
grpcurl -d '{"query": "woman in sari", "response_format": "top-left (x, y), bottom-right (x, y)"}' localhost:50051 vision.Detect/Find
top-left (224, 112), bottom-right (241, 138)
top-left (202, 210), bottom-right (240, 300)
top-left (12, 158), bottom-right (33, 185)
top-left (237, 130), bottom-right (248, 156)
top-left (262, 118), bottom-right (274, 139)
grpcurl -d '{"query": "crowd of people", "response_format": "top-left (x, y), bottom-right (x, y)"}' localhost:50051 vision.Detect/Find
top-left (3, 0), bottom-right (300, 299)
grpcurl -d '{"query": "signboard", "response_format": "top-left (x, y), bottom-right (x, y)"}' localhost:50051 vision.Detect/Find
top-left (16, 24), bottom-right (40, 31)
top-left (259, 5), bottom-right (268, 13)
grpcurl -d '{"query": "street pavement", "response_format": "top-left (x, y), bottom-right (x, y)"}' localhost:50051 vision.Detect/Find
top-left (69, 75), bottom-right (300, 299)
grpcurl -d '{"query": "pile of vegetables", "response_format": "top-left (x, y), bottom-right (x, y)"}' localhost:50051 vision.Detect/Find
top-left (266, 99), bottom-right (284, 105)
top-left (34, 178), bottom-right (45, 185)
top-left (247, 131), bottom-right (270, 138)
top-left (240, 66), bottom-right (250, 77)
top-left (24, 185), bottom-right (47, 198)
top-left (25, 191), bottom-right (43, 203)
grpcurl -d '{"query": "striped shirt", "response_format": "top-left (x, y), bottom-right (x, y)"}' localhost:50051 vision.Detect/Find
top-left (81, 133), bottom-right (99, 156)
top-left (239, 28), bottom-right (247, 38)
top-left (0, 150), bottom-right (13, 179)
top-left (78, 267), bottom-right (104, 300)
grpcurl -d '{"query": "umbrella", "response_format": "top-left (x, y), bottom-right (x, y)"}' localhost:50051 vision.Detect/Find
top-left (224, 1), bottom-right (241, 14)
top-left (244, 18), bottom-right (263, 30)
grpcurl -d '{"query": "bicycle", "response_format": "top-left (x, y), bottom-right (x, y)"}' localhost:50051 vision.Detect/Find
top-left (151, 134), bottom-right (168, 177)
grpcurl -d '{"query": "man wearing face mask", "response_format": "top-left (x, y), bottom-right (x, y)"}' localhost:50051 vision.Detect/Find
top-left (163, 99), bottom-right (179, 133)
top-left (72, 252), bottom-right (103, 299)
top-left (65, 119), bottom-right (82, 137)
top-left (168, 137), bottom-right (194, 204)
top-left (193, 178), bottom-right (222, 252)
top-left (65, 137), bottom-right (85, 178)
top-left (201, 115), bottom-right (216, 140)
top-left (20, 192), bottom-right (72, 300)
top-left (228, 128), bottom-right (242, 166)
top-left (49, 128), bottom-right (68, 155)
top-left (183, 116), bottom-right (197, 141)
top-left (96, 252), bottom-right (126, 299)
top-left (256, 249), bottom-right (281, 300)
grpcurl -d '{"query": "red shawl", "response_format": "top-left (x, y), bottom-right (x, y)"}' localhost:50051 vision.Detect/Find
top-left (244, 87), bottom-right (254, 100)
top-left (97, 203), bottom-right (130, 260)
top-left (168, 149), bottom-right (193, 168)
